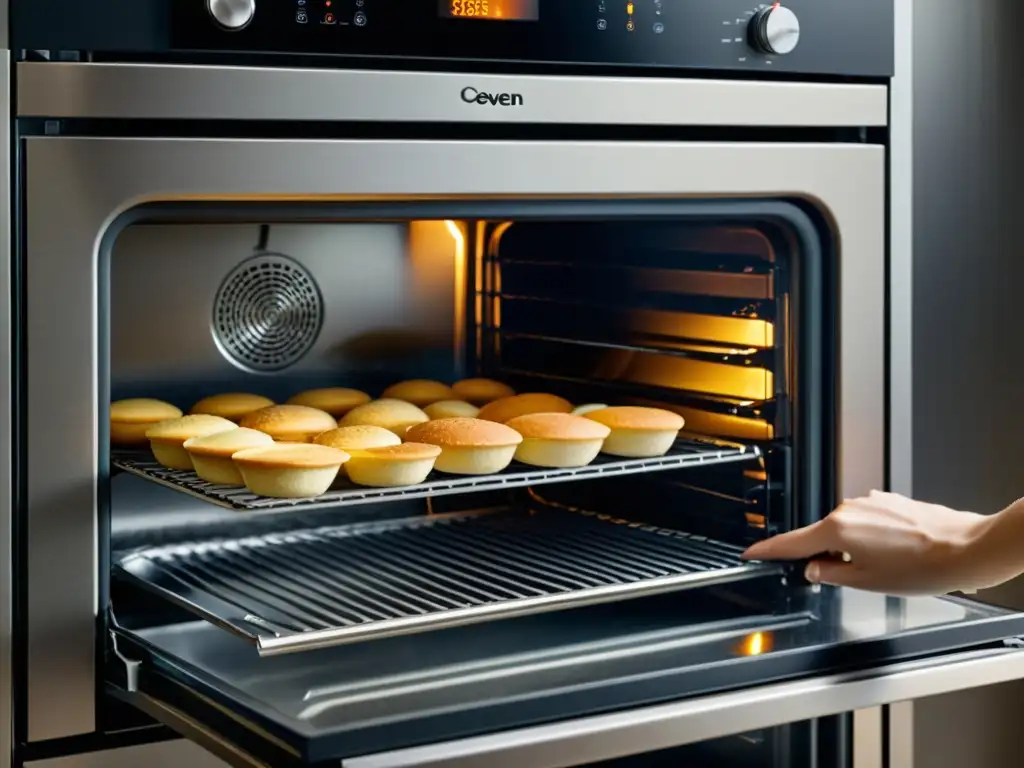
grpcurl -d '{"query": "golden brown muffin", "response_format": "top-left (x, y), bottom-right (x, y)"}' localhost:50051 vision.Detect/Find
top-left (240, 404), bottom-right (337, 443)
top-left (583, 406), bottom-right (685, 458)
top-left (405, 417), bottom-right (523, 475)
top-left (344, 442), bottom-right (443, 487)
top-left (338, 399), bottom-right (430, 437)
top-left (313, 425), bottom-right (402, 451)
top-left (285, 387), bottom-right (372, 418)
top-left (312, 425), bottom-right (401, 478)
top-left (145, 414), bottom-right (238, 470)
top-left (477, 393), bottom-right (574, 424)
top-left (380, 379), bottom-right (456, 407)
top-left (504, 413), bottom-right (612, 468)
top-left (232, 443), bottom-right (350, 498)
top-left (423, 400), bottom-right (480, 420)
top-left (451, 378), bottom-right (516, 404)
top-left (189, 393), bottom-right (275, 423)
top-left (183, 428), bottom-right (276, 486)
top-left (110, 398), bottom-right (183, 446)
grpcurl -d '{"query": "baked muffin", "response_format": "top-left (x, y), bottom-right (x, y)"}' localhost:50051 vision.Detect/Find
top-left (286, 387), bottom-right (372, 418)
top-left (339, 399), bottom-right (430, 437)
top-left (345, 442), bottom-right (443, 488)
top-left (313, 425), bottom-right (402, 452)
top-left (145, 414), bottom-right (238, 470)
top-left (477, 393), bottom-right (574, 424)
top-left (183, 427), bottom-right (275, 486)
top-left (451, 378), bottom-right (515, 404)
top-left (572, 403), bottom-right (609, 417)
top-left (424, 400), bottom-right (480, 420)
top-left (380, 379), bottom-right (456, 407)
top-left (505, 413), bottom-right (611, 468)
top-left (312, 425), bottom-right (401, 478)
top-left (583, 406), bottom-right (685, 458)
top-left (232, 443), bottom-right (350, 498)
top-left (405, 417), bottom-right (523, 475)
top-left (110, 398), bottom-right (183, 446)
top-left (240, 405), bottom-right (337, 443)
top-left (189, 393), bottom-right (275, 423)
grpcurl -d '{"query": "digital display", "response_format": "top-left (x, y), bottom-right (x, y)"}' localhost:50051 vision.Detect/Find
top-left (441, 1), bottom-right (540, 21)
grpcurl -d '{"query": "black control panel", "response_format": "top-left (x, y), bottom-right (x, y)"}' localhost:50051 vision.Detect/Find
top-left (13, 0), bottom-right (894, 78)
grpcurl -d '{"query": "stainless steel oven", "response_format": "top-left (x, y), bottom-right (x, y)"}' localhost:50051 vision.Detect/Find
top-left (7, 2), bottom-right (1024, 767)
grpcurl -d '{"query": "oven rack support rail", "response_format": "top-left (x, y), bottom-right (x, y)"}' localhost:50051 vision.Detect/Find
top-left (112, 438), bottom-right (761, 514)
top-left (114, 507), bottom-right (781, 656)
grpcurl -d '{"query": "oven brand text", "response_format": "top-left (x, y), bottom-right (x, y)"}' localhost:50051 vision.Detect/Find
top-left (461, 86), bottom-right (524, 107)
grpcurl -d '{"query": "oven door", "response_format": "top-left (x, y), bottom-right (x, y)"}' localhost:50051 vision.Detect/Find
top-left (18, 65), bottom-right (1024, 767)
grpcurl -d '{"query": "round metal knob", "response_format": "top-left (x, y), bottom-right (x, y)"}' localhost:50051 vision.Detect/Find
top-left (207, 0), bottom-right (255, 30)
top-left (749, 5), bottom-right (801, 55)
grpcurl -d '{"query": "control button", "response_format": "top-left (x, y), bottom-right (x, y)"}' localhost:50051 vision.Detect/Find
top-left (596, 18), bottom-right (607, 30)
top-left (207, 0), bottom-right (255, 30)
top-left (296, 9), bottom-right (308, 22)
top-left (626, 19), bottom-right (635, 31)
top-left (322, 11), bottom-right (335, 23)
top-left (748, 4), bottom-right (800, 55)
top-left (653, 21), bottom-right (664, 33)
top-left (354, 10), bottom-right (367, 26)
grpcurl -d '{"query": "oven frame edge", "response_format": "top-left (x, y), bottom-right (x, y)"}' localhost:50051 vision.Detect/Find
top-left (15, 132), bottom-right (885, 749)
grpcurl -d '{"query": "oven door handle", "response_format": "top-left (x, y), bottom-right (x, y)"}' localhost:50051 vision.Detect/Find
top-left (342, 644), bottom-right (1024, 768)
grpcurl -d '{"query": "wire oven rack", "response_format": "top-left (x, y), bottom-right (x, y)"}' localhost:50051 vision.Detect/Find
top-left (115, 507), bottom-right (780, 655)
top-left (111, 437), bottom-right (760, 514)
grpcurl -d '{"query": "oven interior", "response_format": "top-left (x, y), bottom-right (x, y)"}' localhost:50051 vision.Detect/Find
top-left (103, 205), bottom-right (832, 758)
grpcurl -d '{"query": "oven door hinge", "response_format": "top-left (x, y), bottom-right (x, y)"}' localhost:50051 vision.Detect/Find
top-left (1002, 636), bottom-right (1024, 649)
top-left (108, 608), bottom-right (141, 693)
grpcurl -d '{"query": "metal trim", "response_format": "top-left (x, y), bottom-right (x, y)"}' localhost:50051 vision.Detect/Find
top-left (15, 63), bottom-right (889, 126)
top-left (1, 49), bottom-right (12, 768)
top-left (341, 647), bottom-right (1024, 768)
top-left (23, 138), bottom-right (885, 742)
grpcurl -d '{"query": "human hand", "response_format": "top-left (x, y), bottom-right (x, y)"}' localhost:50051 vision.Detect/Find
top-left (741, 490), bottom-right (992, 596)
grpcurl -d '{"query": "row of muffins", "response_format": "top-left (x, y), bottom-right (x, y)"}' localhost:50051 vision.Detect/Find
top-left (110, 378), bottom-right (685, 499)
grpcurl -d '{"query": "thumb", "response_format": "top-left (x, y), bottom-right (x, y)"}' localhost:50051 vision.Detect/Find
top-left (806, 559), bottom-right (871, 589)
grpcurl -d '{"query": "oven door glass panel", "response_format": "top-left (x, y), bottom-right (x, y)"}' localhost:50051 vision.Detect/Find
top-left (108, 588), bottom-right (1024, 767)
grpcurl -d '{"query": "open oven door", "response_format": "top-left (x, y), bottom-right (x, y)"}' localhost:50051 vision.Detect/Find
top-left (20, 65), bottom-right (1024, 767)
top-left (106, 588), bottom-right (1024, 768)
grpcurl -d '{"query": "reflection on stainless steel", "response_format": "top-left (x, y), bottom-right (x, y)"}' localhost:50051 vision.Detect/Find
top-left (116, 508), bottom-right (779, 655)
top-left (342, 648), bottom-right (1024, 768)
top-left (15, 63), bottom-right (890, 126)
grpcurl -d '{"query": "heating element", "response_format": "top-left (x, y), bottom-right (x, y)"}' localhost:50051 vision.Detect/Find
top-left (112, 438), bottom-right (759, 514)
top-left (115, 507), bottom-right (779, 655)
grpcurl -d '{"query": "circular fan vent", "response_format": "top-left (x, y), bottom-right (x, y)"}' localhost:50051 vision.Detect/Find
top-left (212, 253), bottom-right (323, 372)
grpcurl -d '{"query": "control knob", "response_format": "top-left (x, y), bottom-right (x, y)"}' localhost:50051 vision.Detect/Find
top-left (207, 0), bottom-right (255, 30)
top-left (748, 4), bottom-right (801, 55)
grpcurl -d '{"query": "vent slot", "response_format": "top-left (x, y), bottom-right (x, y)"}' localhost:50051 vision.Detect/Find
top-left (212, 253), bottom-right (324, 372)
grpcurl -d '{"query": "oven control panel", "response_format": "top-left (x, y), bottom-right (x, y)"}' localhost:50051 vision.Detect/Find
top-left (14, 0), bottom-right (893, 78)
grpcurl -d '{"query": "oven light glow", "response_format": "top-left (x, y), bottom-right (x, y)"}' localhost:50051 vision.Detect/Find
top-left (444, 219), bottom-right (469, 350)
top-left (737, 631), bottom-right (773, 656)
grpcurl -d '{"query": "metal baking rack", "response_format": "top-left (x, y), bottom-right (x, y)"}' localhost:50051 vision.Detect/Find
top-left (111, 437), bottom-right (761, 514)
top-left (115, 506), bottom-right (780, 655)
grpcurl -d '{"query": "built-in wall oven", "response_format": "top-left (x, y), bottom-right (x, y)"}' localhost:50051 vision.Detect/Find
top-left (5, 1), bottom-right (1024, 767)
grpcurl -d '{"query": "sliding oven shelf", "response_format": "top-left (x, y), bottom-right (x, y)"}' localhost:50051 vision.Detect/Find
top-left (111, 437), bottom-right (760, 514)
top-left (114, 507), bottom-right (780, 656)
